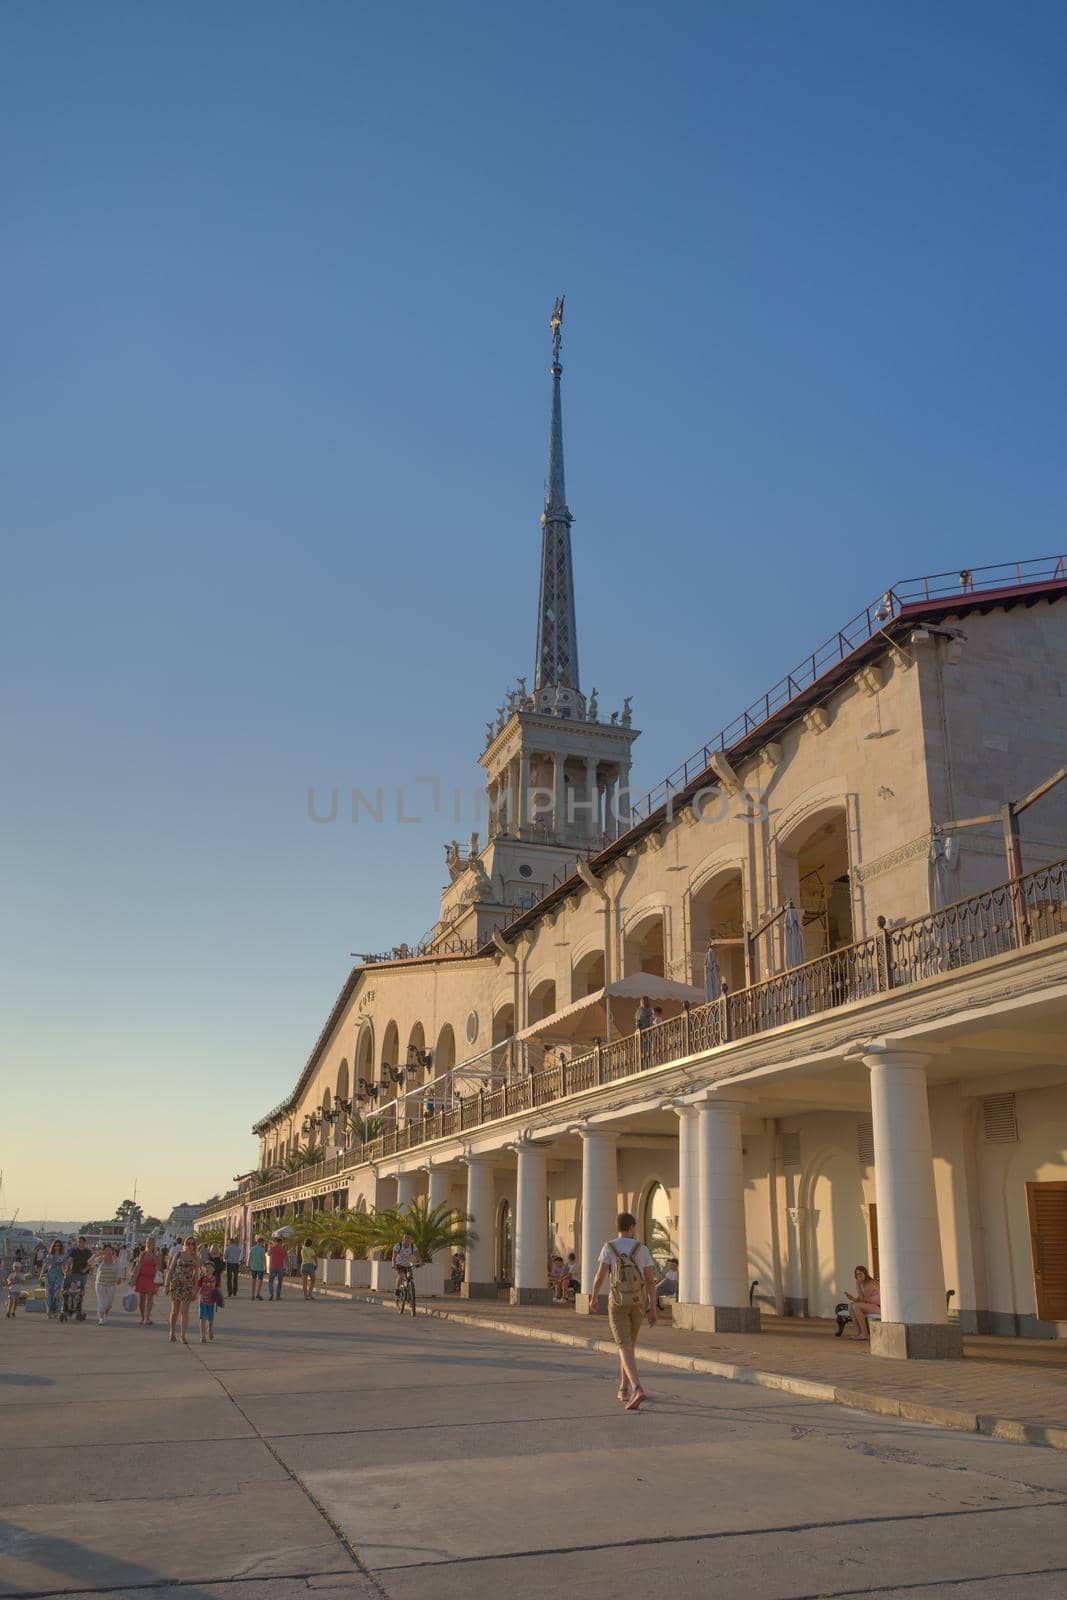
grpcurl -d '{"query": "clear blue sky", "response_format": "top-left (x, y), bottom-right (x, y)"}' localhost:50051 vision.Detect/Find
top-left (3, 2), bottom-right (1065, 1224)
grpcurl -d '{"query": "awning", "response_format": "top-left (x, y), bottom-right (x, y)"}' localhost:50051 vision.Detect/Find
top-left (517, 971), bottom-right (703, 1046)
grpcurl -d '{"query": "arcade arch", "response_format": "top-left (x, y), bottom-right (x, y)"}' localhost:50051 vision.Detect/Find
top-left (689, 868), bottom-right (746, 994)
top-left (776, 806), bottom-right (854, 962)
top-left (528, 977), bottom-right (557, 1023)
top-left (624, 912), bottom-right (665, 980)
top-left (572, 948), bottom-right (605, 997)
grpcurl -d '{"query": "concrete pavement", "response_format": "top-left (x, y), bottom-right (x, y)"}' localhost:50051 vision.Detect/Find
top-left (2, 1291), bottom-right (1067, 1599)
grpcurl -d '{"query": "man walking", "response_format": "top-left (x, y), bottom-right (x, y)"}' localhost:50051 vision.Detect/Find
top-left (223, 1236), bottom-right (242, 1297)
top-left (266, 1236), bottom-right (287, 1300)
top-left (588, 1212), bottom-right (657, 1411)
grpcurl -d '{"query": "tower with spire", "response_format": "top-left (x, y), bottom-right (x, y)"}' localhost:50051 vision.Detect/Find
top-left (534, 295), bottom-right (581, 715)
top-left (434, 300), bottom-right (641, 946)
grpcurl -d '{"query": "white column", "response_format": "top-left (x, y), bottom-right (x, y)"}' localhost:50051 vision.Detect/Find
top-left (604, 771), bottom-right (618, 840)
top-left (578, 1127), bottom-right (617, 1310)
top-left (695, 1097), bottom-right (759, 1332)
top-left (518, 750), bottom-right (530, 832)
top-left (462, 1157), bottom-right (496, 1297)
top-left (864, 1046), bottom-right (962, 1358)
top-left (396, 1172), bottom-right (418, 1208)
top-left (427, 1165), bottom-right (451, 1212)
top-left (509, 758), bottom-right (520, 833)
top-left (583, 758), bottom-right (599, 838)
top-left (617, 761), bottom-right (632, 834)
top-left (512, 1142), bottom-right (551, 1304)
top-left (417, 1164), bottom-right (451, 1298)
top-left (675, 1106), bottom-right (700, 1307)
top-left (552, 753), bottom-right (566, 835)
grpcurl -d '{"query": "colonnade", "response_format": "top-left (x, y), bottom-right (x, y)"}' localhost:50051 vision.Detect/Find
top-left (385, 1045), bottom-right (962, 1360)
top-left (488, 751), bottom-right (631, 841)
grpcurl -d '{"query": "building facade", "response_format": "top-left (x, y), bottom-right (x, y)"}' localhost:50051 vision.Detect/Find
top-left (198, 311), bottom-right (1067, 1355)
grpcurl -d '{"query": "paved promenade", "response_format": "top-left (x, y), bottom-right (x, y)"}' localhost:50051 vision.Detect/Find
top-left (404, 1294), bottom-right (1067, 1447)
top-left (3, 1293), bottom-right (1067, 1599)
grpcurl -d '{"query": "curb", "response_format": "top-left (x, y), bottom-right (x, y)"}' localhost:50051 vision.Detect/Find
top-left (319, 1283), bottom-right (1067, 1452)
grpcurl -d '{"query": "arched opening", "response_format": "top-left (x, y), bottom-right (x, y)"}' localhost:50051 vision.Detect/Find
top-left (776, 807), bottom-right (854, 964)
top-left (689, 869), bottom-right (746, 994)
top-left (572, 948), bottom-right (605, 997)
top-left (528, 978), bottom-right (557, 1023)
top-left (406, 1021), bottom-right (427, 1082)
top-left (380, 1020), bottom-right (400, 1104)
top-left (641, 1181), bottom-right (675, 1273)
top-left (336, 1059), bottom-right (349, 1102)
top-left (624, 913), bottom-right (666, 979)
top-left (354, 1022), bottom-right (375, 1102)
top-left (492, 1003), bottom-right (514, 1045)
top-left (496, 1198), bottom-right (513, 1282)
top-left (435, 1022), bottom-right (456, 1074)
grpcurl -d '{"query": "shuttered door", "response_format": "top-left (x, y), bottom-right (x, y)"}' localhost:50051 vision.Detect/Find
top-left (1026, 1183), bottom-right (1067, 1322)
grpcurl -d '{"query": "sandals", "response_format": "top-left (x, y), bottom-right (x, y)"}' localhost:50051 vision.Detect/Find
top-left (617, 1386), bottom-right (631, 1403)
top-left (625, 1387), bottom-right (647, 1411)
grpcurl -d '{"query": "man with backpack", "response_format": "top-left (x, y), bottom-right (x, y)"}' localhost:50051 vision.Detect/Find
top-left (587, 1212), bottom-right (657, 1410)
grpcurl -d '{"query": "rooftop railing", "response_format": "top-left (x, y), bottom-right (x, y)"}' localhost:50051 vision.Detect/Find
top-left (195, 855), bottom-right (1067, 1224)
top-left (623, 556), bottom-right (1066, 828)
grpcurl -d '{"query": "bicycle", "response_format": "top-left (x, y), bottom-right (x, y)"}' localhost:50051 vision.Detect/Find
top-left (394, 1264), bottom-right (417, 1317)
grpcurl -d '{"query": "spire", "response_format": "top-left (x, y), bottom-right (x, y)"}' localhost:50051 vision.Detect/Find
top-left (535, 296), bottom-right (580, 695)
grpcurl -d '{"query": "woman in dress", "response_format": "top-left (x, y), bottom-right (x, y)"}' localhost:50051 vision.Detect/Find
top-left (135, 1239), bottom-right (161, 1325)
top-left (846, 1264), bottom-right (881, 1340)
top-left (164, 1236), bottom-right (200, 1344)
top-left (41, 1240), bottom-right (68, 1319)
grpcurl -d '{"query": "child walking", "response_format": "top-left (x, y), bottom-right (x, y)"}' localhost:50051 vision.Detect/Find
top-left (198, 1263), bottom-right (222, 1343)
top-left (4, 1262), bottom-right (26, 1317)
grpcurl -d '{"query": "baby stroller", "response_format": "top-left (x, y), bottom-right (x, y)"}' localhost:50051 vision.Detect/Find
top-left (60, 1274), bottom-right (87, 1322)
top-left (834, 1301), bottom-right (851, 1336)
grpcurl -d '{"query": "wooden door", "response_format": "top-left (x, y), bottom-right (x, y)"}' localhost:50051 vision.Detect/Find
top-left (1026, 1182), bottom-right (1067, 1322)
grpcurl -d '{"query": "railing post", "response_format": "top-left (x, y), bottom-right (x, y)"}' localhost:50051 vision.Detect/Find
top-left (594, 1037), bottom-right (603, 1085)
top-left (682, 1000), bottom-right (691, 1057)
top-left (478, 1088), bottom-right (485, 1126)
top-left (720, 991), bottom-right (731, 1043)
top-left (877, 915), bottom-right (895, 991)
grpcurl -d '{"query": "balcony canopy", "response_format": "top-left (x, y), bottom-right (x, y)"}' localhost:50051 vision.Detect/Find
top-left (517, 971), bottom-right (703, 1046)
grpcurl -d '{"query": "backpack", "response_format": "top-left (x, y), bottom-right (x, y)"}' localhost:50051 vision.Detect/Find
top-left (606, 1242), bottom-right (646, 1310)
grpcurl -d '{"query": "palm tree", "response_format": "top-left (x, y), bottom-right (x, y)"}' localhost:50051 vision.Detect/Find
top-left (249, 1166), bottom-right (277, 1187)
top-left (308, 1209), bottom-right (371, 1260)
top-left (364, 1199), bottom-right (476, 1262)
top-left (282, 1145), bottom-right (323, 1175)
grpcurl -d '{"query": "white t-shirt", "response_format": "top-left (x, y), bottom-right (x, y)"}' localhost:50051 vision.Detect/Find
top-left (598, 1237), bottom-right (654, 1274)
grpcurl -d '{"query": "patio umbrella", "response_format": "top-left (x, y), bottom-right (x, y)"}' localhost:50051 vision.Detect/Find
top-left (271, 1226), bottom-right (295, 1238)
top-left (703, 944), bottom-right (723, 1003)
top-left (782, 904), bottom-right (806, 969)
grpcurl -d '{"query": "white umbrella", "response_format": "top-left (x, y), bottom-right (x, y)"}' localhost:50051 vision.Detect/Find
top-left (782, 904), bottom-right (806, 969)
top-left (271, 1226), bottom-right (295, 1238)
top-left (703, 945), bottom-right (723, 1003)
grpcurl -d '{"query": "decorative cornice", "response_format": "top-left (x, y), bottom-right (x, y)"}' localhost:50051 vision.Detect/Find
top-left (852, 831), bottom-right (931, 884)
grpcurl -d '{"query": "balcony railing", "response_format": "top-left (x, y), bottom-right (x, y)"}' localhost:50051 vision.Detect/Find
top-left (195, 856), bottom-right (1067, 1223)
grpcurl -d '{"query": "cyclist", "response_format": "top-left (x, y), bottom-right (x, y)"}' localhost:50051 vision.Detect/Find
top-left (391, 1231), bottom-right (422, 1296)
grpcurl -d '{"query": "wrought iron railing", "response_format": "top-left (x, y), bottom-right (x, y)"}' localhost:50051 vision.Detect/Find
top-left (476, 557), bottom-right (1067, 948)
top-left (623, 557), bottom-right (1066, 828)
top-left (195, 856), bottom-right (1067, 1223)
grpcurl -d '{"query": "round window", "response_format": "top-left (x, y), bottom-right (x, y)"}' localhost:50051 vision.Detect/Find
top-left (519, 864), bottom-right (533, 878)
top-left (465, 1009), bottom-right (479, 1044)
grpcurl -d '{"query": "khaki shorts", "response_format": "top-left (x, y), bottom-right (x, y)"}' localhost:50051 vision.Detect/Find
top-left (607, 1300), bottom-right (645, 1347)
